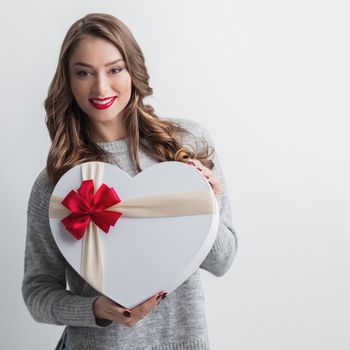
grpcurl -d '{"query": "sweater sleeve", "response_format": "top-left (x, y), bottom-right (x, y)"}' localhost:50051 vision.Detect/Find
top-left (175, 118), bottom-right (239, 277)
top-left (21, 169), bottom-right (114, 328)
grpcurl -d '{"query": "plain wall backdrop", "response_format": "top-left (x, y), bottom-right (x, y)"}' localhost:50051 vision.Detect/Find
top-left (1, 0), bottom-right (349, 349)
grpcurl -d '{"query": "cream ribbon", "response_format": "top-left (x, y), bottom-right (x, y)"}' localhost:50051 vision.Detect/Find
top-left (49, 162), bottom-right (216, 292)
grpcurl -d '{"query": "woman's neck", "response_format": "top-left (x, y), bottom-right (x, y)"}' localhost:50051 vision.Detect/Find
top-left (89, 118), bottom-right (127, 143)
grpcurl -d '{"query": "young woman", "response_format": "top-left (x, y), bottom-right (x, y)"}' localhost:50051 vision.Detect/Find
top-left (22, 13), bottom-right (238, 350)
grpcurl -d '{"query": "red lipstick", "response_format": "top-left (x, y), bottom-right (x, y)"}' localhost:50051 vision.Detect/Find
top-left (89, 96), bottom-right (117, 110)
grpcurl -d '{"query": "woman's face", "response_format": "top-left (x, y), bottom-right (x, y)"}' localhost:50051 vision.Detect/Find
top-left (69, 35), bottom-right (132, 132)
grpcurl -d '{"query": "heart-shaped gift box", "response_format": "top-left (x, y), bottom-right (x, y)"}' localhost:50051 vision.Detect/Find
top-left (48, 161), bottom-right (219, 308)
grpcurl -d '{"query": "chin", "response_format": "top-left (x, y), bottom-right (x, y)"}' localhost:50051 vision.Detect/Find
top-left (91, 113), bottom-right (122, 122)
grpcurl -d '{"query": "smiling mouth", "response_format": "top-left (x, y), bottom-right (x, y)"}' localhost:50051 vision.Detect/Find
top-left (89, 96), bottom-right (117, 110)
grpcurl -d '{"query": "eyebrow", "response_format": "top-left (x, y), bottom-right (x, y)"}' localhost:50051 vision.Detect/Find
top-left (73, 58), bottom-right (124, 68)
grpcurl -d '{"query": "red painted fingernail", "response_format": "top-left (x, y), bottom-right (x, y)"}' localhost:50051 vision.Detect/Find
top-left (161, 293), bottom-right (167, 299)
top-left (157, 291), bottom-right (165, 300)
top-left (196, 167), bottom-right (202, 171)
top-left (123, 310), bottom-right (131, 318)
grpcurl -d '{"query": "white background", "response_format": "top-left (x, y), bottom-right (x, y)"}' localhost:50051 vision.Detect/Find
top-left (0, 1), bottom-right (349, 349)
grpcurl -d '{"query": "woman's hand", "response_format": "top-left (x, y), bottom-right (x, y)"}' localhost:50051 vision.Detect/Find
top-left (187, 158), bottom-right (222, 196)
top-left (93, 292), bottom-right (167, 327)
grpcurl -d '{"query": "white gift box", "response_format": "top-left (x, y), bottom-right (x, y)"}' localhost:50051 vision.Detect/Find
top-left (48, 161), bottom-right (219, 308)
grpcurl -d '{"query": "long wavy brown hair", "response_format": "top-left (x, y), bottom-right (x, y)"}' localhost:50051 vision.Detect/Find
top-left (45, 13), bottom-right (214, 185)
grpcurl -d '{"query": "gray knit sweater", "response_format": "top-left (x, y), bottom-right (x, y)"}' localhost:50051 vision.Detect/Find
top-left (22, 117), bottom-right (238, 350)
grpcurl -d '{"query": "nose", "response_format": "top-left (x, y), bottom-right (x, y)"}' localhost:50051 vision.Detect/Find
top-left (92, 72), bottom-right (111, 96)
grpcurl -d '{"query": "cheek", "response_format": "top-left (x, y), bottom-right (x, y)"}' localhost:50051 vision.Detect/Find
top-left (70, 79), bottom-right (79, 98)
top-left (71, 81), bottom-right (88, 101)
top-left (117, 73), bottom-right (132, 92)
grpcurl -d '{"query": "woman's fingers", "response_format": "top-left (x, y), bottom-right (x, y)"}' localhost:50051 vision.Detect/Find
top-left (132, 294), bottom-right (158, 319)
top-left (117, 291), bottom-right (167, 327)
top-left (187, 158), bottom-right (221, 195)
top-left (206, 175), bottom-right (222, 195)
top-left (132, 292), bottom-right (166, 320)
top-left (187, 158), bottom-right (211, 177)
top-left (93, 296), bottom-right (132, 325)
top-left (93, 290), bottom-right (168, 327)
top-left (187, 158), bottom-right (203, 170)
top-left (107, 299), bottom-right (133, 321)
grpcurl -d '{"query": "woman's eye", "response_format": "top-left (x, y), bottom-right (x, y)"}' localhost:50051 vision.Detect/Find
top-left (76, 70), bottom-right (91, 77)
top-left (111, 67), bottom-right (123, 74)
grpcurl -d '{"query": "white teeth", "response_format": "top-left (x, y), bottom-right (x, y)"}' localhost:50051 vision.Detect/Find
top-left (91, 97), bottom-right (115, 105)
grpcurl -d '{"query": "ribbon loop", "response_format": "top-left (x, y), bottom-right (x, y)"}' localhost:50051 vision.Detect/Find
top-left (60, 179), bottom-right (122, 240)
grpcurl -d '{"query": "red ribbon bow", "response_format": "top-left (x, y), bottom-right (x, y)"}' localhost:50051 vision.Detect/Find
top-left (60, 179), bottom-right (122, 240)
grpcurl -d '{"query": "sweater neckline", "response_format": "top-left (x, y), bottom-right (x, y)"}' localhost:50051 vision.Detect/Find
top-left (96, 138), bottom-right (129, 153)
